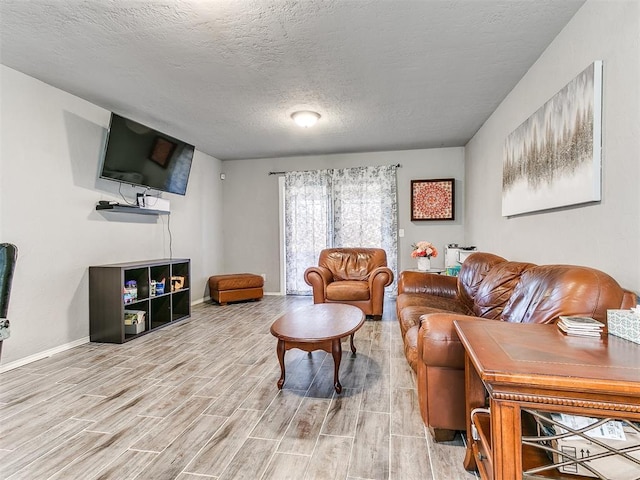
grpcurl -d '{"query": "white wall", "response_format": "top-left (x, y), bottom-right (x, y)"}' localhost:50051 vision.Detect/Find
top-left (465, 0), bottom-right (640, 292)
top-left (0, 66), bottom-right (224, 367)
top-left (221, 148), bottom-right (465, 292)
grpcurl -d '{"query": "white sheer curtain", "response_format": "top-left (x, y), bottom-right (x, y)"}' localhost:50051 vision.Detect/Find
top-left (284, 165), bottom-right (398, 295)
top-left (333, 165), bottom-right (398, 291)
top-left (284, 170), bottom-right (332, 295)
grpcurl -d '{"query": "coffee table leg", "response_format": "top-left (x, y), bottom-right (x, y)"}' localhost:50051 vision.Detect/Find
top-left (332, 339), bottom-right (342, 394)
top-left (350, 333), bottom-right (356, 355)
top-left (276, 339), bottom-right (286, 389)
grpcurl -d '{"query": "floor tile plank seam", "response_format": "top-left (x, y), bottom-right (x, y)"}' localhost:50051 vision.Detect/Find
top-left (300, 352), bottom-right (339, 399)
top-left (297, 395), bottom-right (360, 478)
top-left (389, 432), bottom-right (428, 439)
top-left (83, 426), bottom-right (117, 435)
top-left (129, 409), bottom-right (223, 459)
top-left (127, 446), bottom-right (162, 454)
top-left (351, 409), bottom-right (391, 480)
top-left (343, 433), bottom-right (359, 480)
top-left (316, 432), bottom-right (357, 440)
top-left (358, 408), bottom-right (391, 415)
top-left (258, 439), bottom-right (301, 480)
top-left (178, 413), bottom-right (243, 479)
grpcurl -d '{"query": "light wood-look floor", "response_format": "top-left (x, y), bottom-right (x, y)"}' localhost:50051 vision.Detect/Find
top-left (0, 295), bottom-right (477, 480)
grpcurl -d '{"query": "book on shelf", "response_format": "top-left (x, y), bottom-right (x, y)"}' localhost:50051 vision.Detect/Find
top-left (557, 315), bottom-right (604, 337)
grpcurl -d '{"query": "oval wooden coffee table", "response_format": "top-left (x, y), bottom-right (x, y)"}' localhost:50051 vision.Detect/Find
top-left (270, 303), bottom-right (365, 394)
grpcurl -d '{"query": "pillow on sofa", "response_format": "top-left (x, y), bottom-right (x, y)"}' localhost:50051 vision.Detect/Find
top-left (457, 253), bottom-right (506, 312)
top-left (501, 264), bottom-right (627, 324)
top-left (473, 261), bottom-right (535, 319)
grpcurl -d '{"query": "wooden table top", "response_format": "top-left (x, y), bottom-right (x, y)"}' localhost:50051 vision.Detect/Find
top-left (270, 304), bottom-right (365, 342)
top-left (454, 320), bottom-right (640, 398)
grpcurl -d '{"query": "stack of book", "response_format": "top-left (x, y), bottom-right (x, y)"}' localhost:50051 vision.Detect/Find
top-left (557, 316), bottom-right (605, 337)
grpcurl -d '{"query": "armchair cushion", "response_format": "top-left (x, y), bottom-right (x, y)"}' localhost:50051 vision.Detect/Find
top-left (326, 280), bottom-right (370, 301)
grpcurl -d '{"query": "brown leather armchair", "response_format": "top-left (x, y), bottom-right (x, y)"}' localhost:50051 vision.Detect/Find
top-left (304, 248), bottom-right (394, 319)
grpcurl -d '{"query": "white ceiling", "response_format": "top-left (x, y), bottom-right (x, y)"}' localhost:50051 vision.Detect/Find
top-left (0, 0), bottom-right (585, 161)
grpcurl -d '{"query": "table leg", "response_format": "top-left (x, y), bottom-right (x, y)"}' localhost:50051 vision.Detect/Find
top-left (331, 338), bottom-right (342, 394)
top-left (276, 339), bottom-right (286, 389)
top-left (463, 352), bottom-right (487, 471)
top-left (350, 333), bottom-right (356, 354)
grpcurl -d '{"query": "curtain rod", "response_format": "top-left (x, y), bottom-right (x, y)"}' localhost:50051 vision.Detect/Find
top-left (268, 163), bottom-right (401, 176)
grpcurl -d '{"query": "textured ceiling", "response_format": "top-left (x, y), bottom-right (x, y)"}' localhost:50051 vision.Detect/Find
top-left (0, 0), bottom-right (585, 161)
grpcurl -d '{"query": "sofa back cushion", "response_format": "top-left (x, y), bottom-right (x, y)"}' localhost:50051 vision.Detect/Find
top-left (457, 252), bottom-right (507, 312)
top-left (501, 264), bottom-right (627, 324)
top-left (473, 261), bottom-right (536, 319)
top-left (319, 248), bottom-right (387, 281)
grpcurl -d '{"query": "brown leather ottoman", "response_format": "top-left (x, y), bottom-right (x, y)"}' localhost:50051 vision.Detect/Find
top-left (208, 273), bottom-right (264, 305)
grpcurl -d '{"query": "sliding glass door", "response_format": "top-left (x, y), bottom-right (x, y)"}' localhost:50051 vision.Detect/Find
top-left (283, 165), bottom-right (398, 295)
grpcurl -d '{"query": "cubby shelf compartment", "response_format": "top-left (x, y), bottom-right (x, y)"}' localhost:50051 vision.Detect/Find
top-left (89, 258), bottom-right (190, 343)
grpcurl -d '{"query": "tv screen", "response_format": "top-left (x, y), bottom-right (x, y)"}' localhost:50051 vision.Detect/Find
top-left (100, 113), bottom-right (194, 195)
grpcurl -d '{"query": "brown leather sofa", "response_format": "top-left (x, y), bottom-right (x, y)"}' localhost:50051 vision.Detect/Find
top-left (305, 248), bottom-right (394, 319)
top-left (396, 252), bottom-right (637, 441)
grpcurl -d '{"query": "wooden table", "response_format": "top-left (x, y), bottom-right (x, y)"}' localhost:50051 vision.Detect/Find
top-left (270, 303), bottom-right (365, 393)
top-left (453, 320), bottom-right (640, 480)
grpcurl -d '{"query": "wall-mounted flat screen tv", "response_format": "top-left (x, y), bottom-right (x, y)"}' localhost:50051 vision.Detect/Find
top-left (100, 113), bottom-right (195, 195)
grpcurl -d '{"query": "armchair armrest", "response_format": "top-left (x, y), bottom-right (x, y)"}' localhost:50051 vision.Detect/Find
top-left (398, 271), bottom-right (457, 297)
top-left (417, 313), bottom-right (488, 370)
top-left (368, 266), bottom-right (394, 291)
top-left (304, 266), bottom-right (334, 304)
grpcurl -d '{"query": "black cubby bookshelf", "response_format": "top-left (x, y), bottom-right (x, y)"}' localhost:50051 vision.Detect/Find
top-left (89, 258), bottom-right (190, 343)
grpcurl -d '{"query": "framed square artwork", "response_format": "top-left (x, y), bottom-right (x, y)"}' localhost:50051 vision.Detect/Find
top-left (411, 178), bottom-right (455, 221)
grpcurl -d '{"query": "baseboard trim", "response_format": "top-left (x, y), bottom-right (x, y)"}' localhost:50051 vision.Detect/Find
top-left (1, 294), bottom-right (287, 372)
top-left (0, 336), bottom-right (90, 373)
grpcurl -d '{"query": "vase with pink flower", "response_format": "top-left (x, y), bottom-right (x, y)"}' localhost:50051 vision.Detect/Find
top-left (411, 241), bottom-right (438, 271)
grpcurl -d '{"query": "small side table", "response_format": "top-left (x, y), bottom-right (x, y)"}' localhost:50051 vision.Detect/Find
top-left (454, 320), bottom-right (640, 479)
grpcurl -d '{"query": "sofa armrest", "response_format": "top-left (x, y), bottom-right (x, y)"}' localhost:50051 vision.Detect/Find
top-left (304, 266), bottom-right (333, 303)
top-left (621, 289), bottom-right (638, 310)
top-left (417, 313), bottom-right (490, 369)
top-left (398, 271), bottom-right (458, 297)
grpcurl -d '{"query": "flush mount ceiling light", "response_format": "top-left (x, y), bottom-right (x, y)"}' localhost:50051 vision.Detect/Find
top-left (291, 110), bottom-right (321, 128)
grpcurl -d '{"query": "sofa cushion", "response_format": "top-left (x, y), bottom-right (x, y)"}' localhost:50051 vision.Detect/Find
top-left (457, 253), bottom-right (507, 312)
top-left (473, 261), bottom-right (535, 319)
top-left (397, 293), bottom-right (469, 317)
top-left (502, 265), bottom-right (627, 324)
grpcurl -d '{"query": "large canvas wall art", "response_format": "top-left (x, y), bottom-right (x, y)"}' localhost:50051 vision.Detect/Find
top-left (502, 61), bottom-right (602, 216)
